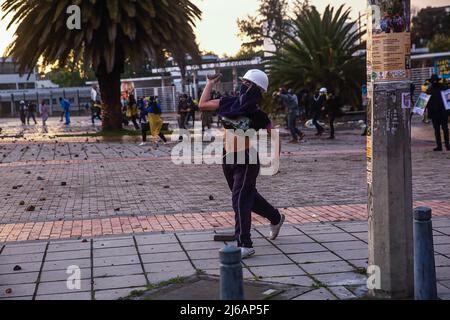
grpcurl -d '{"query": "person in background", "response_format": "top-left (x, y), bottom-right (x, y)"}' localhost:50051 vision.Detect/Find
top-left (19, 100), bottom-right (27, 125)
top-left (178, 94), bottom-right (190, 135)
top-left (91, 100), bottom-right (102, 125)
top-left (276, 87), bottom-right (305, 143)
top-left (126, 94), bottom-right (140, 130)
top-left (39, 100), bottom-right (49, 127)
top-left (427, 74), bottom-right (449, 151)
top-left (59, 97), bottom-right (71, 125)
top-left (148, 96), bottom-right (167, 143)
top-left (421, 79), bottom-right (431, 124)
top-left (310, 88), bottom-right (327, 136)
top-left (27, 102), bottom-right (38, 125)
top-left (325, 92), bottom-right (343, 140)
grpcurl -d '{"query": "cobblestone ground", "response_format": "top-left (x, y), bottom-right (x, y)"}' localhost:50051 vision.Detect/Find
top-left (0, 116), bottom-right (449, 233)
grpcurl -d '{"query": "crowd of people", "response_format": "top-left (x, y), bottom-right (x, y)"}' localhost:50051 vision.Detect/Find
top-left (274, 87), bottom-right (344, 143)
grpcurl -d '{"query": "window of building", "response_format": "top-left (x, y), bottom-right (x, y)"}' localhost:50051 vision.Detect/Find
top-left (18, 82), bottom-right (36, 89)
top-left (0, 83), bottom-right (17, 90)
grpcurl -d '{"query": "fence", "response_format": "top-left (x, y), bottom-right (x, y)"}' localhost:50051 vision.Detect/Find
top-left (134, 86), bottom-right (177, 113)
top-left (0, 87), bottom-right (92, 118)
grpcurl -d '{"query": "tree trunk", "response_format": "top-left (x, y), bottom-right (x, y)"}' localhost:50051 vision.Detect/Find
top-left (96, 67), bottom-right (123, 131)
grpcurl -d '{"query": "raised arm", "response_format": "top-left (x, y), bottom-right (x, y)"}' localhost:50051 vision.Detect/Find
top-left (199, 79), bottom-right (220, 111)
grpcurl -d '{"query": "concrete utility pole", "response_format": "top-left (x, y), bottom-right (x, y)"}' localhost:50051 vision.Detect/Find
top-left (366, 0), bottom-right (414, 299)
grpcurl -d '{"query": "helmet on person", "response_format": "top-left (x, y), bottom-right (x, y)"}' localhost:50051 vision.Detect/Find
top-left (241, 69), bottom-right (269, 92)
top-left (20, 100), bottom-right (25, 104)
top-left (319, 88), bottom-right (328, 94)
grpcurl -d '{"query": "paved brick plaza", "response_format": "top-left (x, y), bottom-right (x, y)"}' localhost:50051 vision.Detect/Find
top-left (0, 116), bottom-right (449, 300)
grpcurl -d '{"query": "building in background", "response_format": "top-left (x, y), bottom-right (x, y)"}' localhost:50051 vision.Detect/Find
top-left (0, 57), bottom-right (37, 91)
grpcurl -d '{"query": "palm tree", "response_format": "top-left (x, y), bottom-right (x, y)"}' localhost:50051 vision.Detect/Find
top-left (267, 5), bottom-right (365, 108)
top-left (1, 0), bottom-right (201, 130)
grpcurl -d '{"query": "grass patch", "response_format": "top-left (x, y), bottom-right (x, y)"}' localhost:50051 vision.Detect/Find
top-left (353, 267), bottom-right (367, 275)
top-left (312, 280), bottom-right (327, 289)
top-left (120, 276), bottom-right (187, 300)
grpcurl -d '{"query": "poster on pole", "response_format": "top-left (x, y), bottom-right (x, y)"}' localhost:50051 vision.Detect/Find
top-left (368, 0), bottom-right (411, 82)
top-left (413, 93), bottom-right (430, 116)
top-left (442, 89), bottom-right (450, 111)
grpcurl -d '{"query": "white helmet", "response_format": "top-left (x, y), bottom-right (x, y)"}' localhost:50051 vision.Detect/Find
top-left (242, 69), bottom-right (269, 92)
top-left (319, 87), bottom-right (328, 94)
top-left (20, 100), bottom-right (25, 104)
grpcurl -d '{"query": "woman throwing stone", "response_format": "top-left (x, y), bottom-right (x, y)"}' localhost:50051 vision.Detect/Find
top-left (199, 69), bottom-right (285, 259)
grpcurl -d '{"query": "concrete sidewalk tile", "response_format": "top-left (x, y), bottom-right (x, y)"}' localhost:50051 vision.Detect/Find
top-left (143, 261), bottom-right (194, 274)
top-left (182, 241), bottom-right (226, 251)
top-left (249, 264), bottom-right (305, 278)
top-left (292, 288), bottom-right (336, 300)
top-left (0, 272), bottom-right (39, 285)
top-left (94, 264), bottom-right (143, 278)
top-left (309, 233), bottom-right (357, 242)
top-left (336, 223), bottom-right (368, 233)
top-left (178, 232), bottom-right (216, 242)
top-left (48, 242), bottom-right (90, 253)
top-left (40, 268), bottom-right (90, 282)
top-left (135, 234), bottom-right (178, 245)
top-left (0, 262), bottom-right (42, 274)
top-left (43, 258), bottom-right (91, 271)
top-left (350, 232), bottom-right (368, 242)
top-left (270, 235), bottom-right (315, 245)
top-left (93, 238), bottom-right (134, 249)
top-left (147, 269), bottom-right (197, 284)
top-left (348, 259), bottom-right (368, 269)
top-left (256, 226), bottom-right (303, 237)
top-left (437, 283), bottom-right (450, 295)
top-left (94, 255), bottom-right (139, 267)
top-left (0, 295), bottom-right (33, 300)
top-left (95, 287), bottom-right (147, 300)
top-left (94, 274), bottom-right (147, 291)
top-left (250, 238), bottom-right (272, 247)
top-left (321, 240), bottom-right (367, 251)
top-left (435, 255), bottom-right (450, 267)
top-left (46, 250), bottom-right (90, 261)
top-left (0, 283), bottom-right (36, 298)
top-left (278, 243), bottom-right (327, 254)
top-left (440, 280), bottom-right (450, 289)
top-left (289, 251), bottom-right (342, 264)
top-left (313, 272), bottom-right (367, 286)
top-left (252, 246), bottom-right (282, 255)
top-left (434, 227), bottom-right (450, 235)
top-left (186, 250), bottom-right (220, 260)
top-left (1, 244), bottom-right (47, 255)
top-left (433, 236), bottom-right (450, 245)
top-left (435, 244), bottom-right (450, 255)
top-left (37, 279), bottom-right (91, 295)
top-left (436, 267), bottom-right (450, 280)
top-left (35, 292), bottom-right (91, 300)
top-left (94, 246), bottom-right (137, 258)
top-left (140, 251), bottom-right (188, 264)
top-left (328, 286), bottom-right (357, 299)
top-left (299, 225), bottom-right (345, 235)
top-left (300, 261), bottom-right (355, 275)
top-left (0, 252), bottom-right (44, 265)
top-left (334, 249), bottom-right (368, 260)
top-left (138, 243), bottom-right (183, 254)
top-left (243, 254), bottom-right (292, 267)
top-left (263, 275), bottom-right (314, 287)
top-left (192, 259), bottom-right (220, 270)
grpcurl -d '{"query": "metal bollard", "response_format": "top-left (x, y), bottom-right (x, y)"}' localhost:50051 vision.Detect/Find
top-left (219, 246), bottom-right (244, 300)
top-left (414, 207), bottom-right (438, 300)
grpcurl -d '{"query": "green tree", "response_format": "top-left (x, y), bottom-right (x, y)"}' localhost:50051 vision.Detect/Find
top-left (46, 67), bottom-right (85, 88)
top-left (266, 5), bottom-right (365, 109)
top-left (412, 6), bottom-right (450, 47)
top-left (237, 0), bottom-right (290, 52)
top-left (2, 0), bottom-right (201, 131)
top-left (427, 34), bottom-right (450, 53)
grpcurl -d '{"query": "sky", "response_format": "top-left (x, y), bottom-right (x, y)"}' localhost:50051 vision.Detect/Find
top-left (0, 0), bottom-right (449, 57)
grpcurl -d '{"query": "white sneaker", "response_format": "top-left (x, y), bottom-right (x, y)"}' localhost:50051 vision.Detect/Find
top-left (269, 214), bottom-right (285, 240)
top-left (139, 142), bottom-right (146, 146)
top-left (240, 247), bottom-right (255, 259)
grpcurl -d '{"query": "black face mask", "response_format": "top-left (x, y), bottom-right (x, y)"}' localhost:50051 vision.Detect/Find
top-left (240, 83), bottom-right (262, 101)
